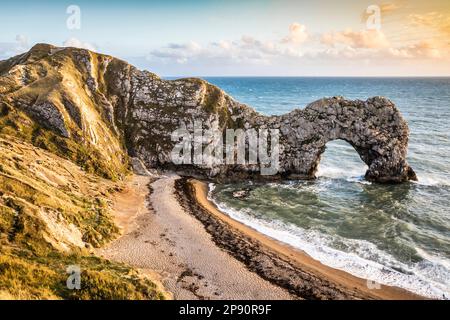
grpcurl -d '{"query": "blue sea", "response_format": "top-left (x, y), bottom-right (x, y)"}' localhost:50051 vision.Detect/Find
top-left (184, 77), bottom-right (450, 298)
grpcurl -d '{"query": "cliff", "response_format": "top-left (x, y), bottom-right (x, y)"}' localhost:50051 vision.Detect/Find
top-left (0, 43), bottom-right (418, 299)
top-left (0, 136), bottom-right (164, 299)
top-left (0, 43), bottom-right (416, 184)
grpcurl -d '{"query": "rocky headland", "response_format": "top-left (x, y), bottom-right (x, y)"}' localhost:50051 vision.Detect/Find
top-left (1, 43), bottom-right (416, 184)
top-left (0, 44), bottom-right (418, 299)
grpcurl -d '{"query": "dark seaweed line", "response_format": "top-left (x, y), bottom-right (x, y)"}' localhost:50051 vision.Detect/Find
top-left (174, 177), bottom-right (371, 300)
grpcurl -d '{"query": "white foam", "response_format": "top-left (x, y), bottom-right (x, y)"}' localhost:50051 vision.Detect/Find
top-left (413, 174), bottom-right (450, 187)
top-left (317, 164), bottom-right (371, 185)
top-left (208, 185), bottom-right (449, 299)
top-left (317, 165), bottom-right (366, 179)
top-left (208, 182), bottom-right (216, 192)
top-left (319, 164), bottom-right (450, 187)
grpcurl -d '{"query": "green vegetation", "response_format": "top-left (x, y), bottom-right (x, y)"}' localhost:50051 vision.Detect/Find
top-left (0, 249), bottom-right (165, 300)
top-left (0, 136), bottom-right (165, 300)
top-left (0, 45), bottom-right (154, 300)
top-left (0, 104), bottom-right (129, 181)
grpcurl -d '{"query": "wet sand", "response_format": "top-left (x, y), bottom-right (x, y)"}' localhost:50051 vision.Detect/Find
top-left (176, 178), bottom-right (424, 300)
top-left (98, 174), bottom-right (293, 300)
top-left (98, 173), bottom-right (424, 300)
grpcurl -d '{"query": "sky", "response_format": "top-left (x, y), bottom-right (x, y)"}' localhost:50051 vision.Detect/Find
top-left (1, 0), bottom-right (450, 76)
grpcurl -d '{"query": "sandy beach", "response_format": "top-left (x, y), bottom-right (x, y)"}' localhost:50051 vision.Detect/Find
top-left (99, 173), bottom-right (424, 300)
top-left (180, 178), bottom-right (424, 300)
top-left (98, 174), bottom-right (293, 300)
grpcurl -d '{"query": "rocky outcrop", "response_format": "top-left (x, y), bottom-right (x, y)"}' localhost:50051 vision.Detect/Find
top-left (0, 44), bottom-right (416, 183)
top-left (278, 96), bottom-right (417, 183)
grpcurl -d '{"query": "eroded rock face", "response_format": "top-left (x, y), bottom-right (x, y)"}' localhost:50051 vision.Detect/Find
top-left (0, 44), bottom-right (417, 183)
top-left (28, 101), bottom-right (70, 138)
top-left (103, 58), bottom-right (416, 183)
top-left (277, 97), bottom-right (417, 183)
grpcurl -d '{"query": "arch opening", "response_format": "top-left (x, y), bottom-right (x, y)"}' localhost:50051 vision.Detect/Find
top-left (316, 140), bottom-right (368, 180)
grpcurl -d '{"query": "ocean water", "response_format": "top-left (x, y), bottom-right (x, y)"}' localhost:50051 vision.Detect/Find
top-left (202, 77), bottom-right (450, 299)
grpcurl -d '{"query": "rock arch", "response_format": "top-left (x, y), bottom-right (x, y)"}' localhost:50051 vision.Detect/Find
top-left (0, 45), bottom-right (415, 183)
top-left (110, 72), bottom-right (416, 183)
top-left (277, 96), bottom-right (417, 183)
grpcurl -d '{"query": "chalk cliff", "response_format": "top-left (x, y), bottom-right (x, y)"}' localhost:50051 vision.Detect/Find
top-left (0, 43), bottom-right (418, 299)
top-left (0, 44), bottom-right (416, 183)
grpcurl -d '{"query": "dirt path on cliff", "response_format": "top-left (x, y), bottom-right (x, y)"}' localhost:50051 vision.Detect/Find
top-left (97, 174), bottom-right (294, 300)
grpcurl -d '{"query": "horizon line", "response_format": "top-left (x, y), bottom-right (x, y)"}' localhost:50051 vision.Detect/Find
top-left (161, 75), bottom-right (450, 79)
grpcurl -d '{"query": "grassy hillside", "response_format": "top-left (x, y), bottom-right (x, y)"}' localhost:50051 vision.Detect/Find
top-left (0, 135), bottom-right (165, 299)
top-left (0, 44), bottom-right (170, 299)
top-left (0, 44), bottom-right (130, 181)
top-left (0, 43), bottom-right (240, 299)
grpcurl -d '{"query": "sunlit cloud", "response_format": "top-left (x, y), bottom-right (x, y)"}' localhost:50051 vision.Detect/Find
top-left (360, 2), bottom-right (402, 23)
top-left (388, 39), bottom-right (444, 59)
top-left (147, 23), bottom-right (308, 65)
top-left (63, 37), bottom-right (96, 51)
top-left (321, 29), bottom-right (390, 49)
top-left (281, 23), bottom-right (309, 45)
top-left (409, 12), bottom-right (450, 36)
top-left (379, 2), bottom-right (401, 14)
top-left (146, 13), bottom-right (449, 71)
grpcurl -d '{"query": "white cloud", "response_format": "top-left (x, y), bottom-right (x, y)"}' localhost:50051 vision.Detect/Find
top-left (321, 29), bottom-right (390, 49)
top-left (388, 40), bottom-right (443, 59)
top-left (63, 38), bottom-right (96, 51)
top-left (147, 23), bottom-right (309, 65)
top-left (150, 41), bottom-right (205, 64)
top-left (146, 20), bottom-right (448, 70)
top-left (282, 23), bottom-right (309, 45)
top-left (0, 35), bottom-right (30, 59)
top-left (15, 35), bottom-right (28, 48)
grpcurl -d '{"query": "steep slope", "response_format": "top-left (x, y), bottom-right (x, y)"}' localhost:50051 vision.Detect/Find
top-left (0, 44), bottom-right (129, 180)
top-left (0, 43), bottom-right (417, 299)
top-left (0, 136), bottom-right (164, 299)
top-left (0, 43), bottom-right (416, 183)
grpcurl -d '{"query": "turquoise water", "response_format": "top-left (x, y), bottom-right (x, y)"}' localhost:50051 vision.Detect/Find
top-left (202, 77), bottom-right (450, 299)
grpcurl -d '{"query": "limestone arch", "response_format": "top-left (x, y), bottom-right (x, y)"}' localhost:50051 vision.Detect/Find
top-left (280, 97), bottom-right (417, 183)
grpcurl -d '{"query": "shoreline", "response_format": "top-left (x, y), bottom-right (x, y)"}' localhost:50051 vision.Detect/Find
top-left (177, 177), bottom-right (424, 300)
top-left (99, 174), bottom-right (293, 300)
